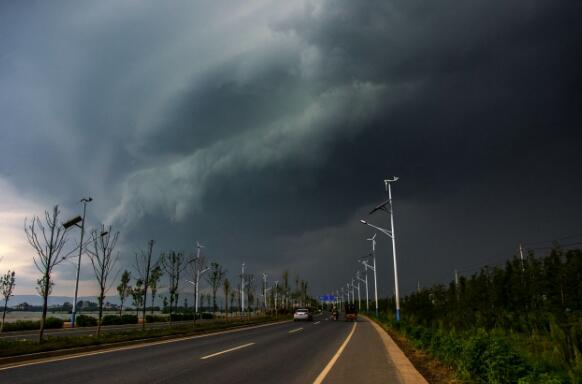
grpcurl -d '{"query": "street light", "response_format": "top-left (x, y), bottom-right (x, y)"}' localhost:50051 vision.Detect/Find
top-left (360, 176), bottom-right (401, 321)
top-left (359, 234), bottom-right (379, 317)
top-left (189, 241), bottom-right (209, 322)
top-left (63, 197), bottom-right (92, 327)
top-left (354, 271), bottom-right (364, 311)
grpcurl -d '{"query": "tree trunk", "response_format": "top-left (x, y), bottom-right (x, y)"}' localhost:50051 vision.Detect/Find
top-left (97, 293), bottom-right (104, 337)
top-left (39, 273), bottom-right (50, 342)
top-left (1, 298), bottom-right (8, 333)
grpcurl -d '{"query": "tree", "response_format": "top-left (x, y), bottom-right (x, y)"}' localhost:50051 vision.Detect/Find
top-left (149, 265), bottom-right (163, 315)
top-left (25, 205), bottom-right (68, 342)
top-left (282, 270), bottom-right (289, 311)
top-left (206, 262), bottom-right (226, 314)
top-left (230, 291), bottom-right (236, 314)
top-left (1, 270), bottom-right (16, 333)
top-left (131, 279), bottom-right (144, 317)
top-left (223, 278), bottom-right (231, 320)
top-left (117, 270), bottom-right (131, 315)
top-left (161, 251), bottom-right (186, 315)
top-left (86, 225), bottom-right (119, 336)
top-left (134, 240), bottom-right (156, 329)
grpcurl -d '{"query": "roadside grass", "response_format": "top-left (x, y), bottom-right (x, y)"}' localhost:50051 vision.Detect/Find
top-left (369, 313), bottom-right (574, 383)
top-left (0, 316), bottom-right (287, 358)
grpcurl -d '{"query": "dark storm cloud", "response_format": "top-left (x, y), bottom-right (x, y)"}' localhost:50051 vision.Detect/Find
top-left (1, 0), bottom-right (581, 296)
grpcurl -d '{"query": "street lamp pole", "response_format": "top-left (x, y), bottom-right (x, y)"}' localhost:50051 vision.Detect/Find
top-left (367, 234), bottom-right (379, 317)
top-left (274, 281), bottom-right (279, 318)
top-left (385, 177), bottom-right (401, 322)
top-left (355, 271), bottom-right (365, 311)
top-left (241, 263), bottom-right (246, 315)
top-left (71, 197), bottom-right (92, 327)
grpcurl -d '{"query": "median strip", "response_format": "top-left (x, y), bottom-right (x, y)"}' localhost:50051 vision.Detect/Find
top-left (288, 327), bottom-right (303, 334)
top-left (200, 342), bottom-right (255, 360)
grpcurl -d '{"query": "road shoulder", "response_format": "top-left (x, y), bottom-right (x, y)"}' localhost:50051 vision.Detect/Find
top-left (363, 315), bottom-right (429, 384)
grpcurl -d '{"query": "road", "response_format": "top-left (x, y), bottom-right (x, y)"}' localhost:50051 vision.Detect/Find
top-left (0, 313), bottom-right (427, 384)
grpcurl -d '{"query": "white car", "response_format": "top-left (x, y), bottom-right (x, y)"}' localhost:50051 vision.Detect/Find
top-left (293, 308), bottom-right (313, 321)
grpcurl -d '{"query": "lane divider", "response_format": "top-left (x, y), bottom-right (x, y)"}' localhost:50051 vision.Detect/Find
top-left (200, 342), bottom-right (255, 360)
top-left (313, 321), bottom-right (321, 325)
top-left (288, 327), bottom-right (303, 334)
top-left (312, 322), bottom-right (357, 384)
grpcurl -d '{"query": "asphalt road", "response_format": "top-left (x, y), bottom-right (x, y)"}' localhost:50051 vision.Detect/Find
top-left (0, 313), bottom-right (411, 384)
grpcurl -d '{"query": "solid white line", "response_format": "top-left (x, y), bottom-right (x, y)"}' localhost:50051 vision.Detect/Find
top-left (313, 321), bottom-right (321, 325)
top-left (312, 322), bottom-right (357, 384)
top-left (200, 342), bottom-right (255, 360)
top-left (0, 320), bottom-right (291, 371)
top-left (288, 327), bottom-right (303, 334)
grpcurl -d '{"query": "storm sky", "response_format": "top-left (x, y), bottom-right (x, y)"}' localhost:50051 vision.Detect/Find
top-left (1, 0), bottom-right (581, 300)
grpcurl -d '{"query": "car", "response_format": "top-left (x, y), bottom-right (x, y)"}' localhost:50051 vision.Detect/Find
top-left (293, 308), bottom-right (313, 321)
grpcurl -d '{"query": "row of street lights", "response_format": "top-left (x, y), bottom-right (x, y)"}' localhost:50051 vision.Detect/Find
top-left (330, 177), bottom-right (401, 321)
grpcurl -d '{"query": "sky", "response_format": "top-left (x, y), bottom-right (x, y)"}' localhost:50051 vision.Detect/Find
top-left (1, 0), bottom-right (581, 302)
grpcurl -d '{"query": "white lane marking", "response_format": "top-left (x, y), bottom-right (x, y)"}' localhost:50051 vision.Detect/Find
top-left (312, 322), bottom-right (357, 384)
top-left (288, 327), bottom-right (303, 334)
top-left (0, 320), bottom-right (291, 371)
top-left (200, 342), bottom-right (255, 360)
top-left (313, 321), bottom-right (321, 325)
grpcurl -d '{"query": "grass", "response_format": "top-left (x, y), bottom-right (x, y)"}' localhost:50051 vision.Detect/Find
top-left (0, 316), bottom-right (287, 358)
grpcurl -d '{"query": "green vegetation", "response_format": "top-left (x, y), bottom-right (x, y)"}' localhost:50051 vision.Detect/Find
top-left (380, 247), bottom-right (582, 383)
top-left (0, 316), bottom-right (283, 358)
top-left (0, 317), bottom-right (64, 332)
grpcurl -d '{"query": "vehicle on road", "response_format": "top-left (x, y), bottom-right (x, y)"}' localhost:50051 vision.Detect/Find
top-left (293, 308), bottom-right (313, 321)
top-left (345, 304), bottom-right (357, 322)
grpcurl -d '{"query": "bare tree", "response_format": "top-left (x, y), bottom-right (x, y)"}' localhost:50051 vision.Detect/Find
top-left (134, 240), bottom-right (155, 329)
top-left (246, 273), bottom-right (255, 315)
top-left (117, 270), bottom-right (131, 316)
top-left (1, 270), bottom-right (16, 333)
top-left (161, 251), bottom-right (186, 316)
top-left (223, 278), bottom-right (231, 320)
top-left (206, 262), bottom-right (226, 314)
top-left (229, 291), bottom-right (236, 316)
top-left (25, 205), bottom-right (68, 342)
top-left (131, 279), bottom-right (143, 317)
top-left (86, 225), bottom-right (119, 336)
top-left (149, 265), bottom-right (162, 315)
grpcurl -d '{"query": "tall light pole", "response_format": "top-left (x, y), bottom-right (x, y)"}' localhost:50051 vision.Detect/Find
top-left (63, 197), bottom-right (92, 327)
top-left (360, 175), bottom-right (401, 321)
top-left (355, 271), bottom-right (364, 311)
top-left (360, 234), bottom-right (379, 317)
top-left (274, 280), bottom-right (279, 318)
top-left (240, 263), bottom-right (246, 314)
top-left (358, 262), bottom-right (370, 312)
top-left (262, 273), bottom-right (268, 312)
top-left (193, 241), bottom-right (209, 321)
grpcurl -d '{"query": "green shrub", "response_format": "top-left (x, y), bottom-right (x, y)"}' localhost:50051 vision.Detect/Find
top-left (44, 317), bottom-right (64, 329)
top-left (201, 313), bottom-right (214, 320)
top-left (170, 313), bottom-right (194, 321)
top-left (120, 314), bottom-right (138, 324)
top-left (1, 320), bottom-right (39, 332)
top-left (101, 315), bottom-right (123, 326)
top-left (145, 315), bottom-right (168, 323)
top-left (75, 315), bottom-right (97, 327)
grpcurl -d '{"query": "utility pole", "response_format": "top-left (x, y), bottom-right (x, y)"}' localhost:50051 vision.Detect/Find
top-left (385, 177), bottom-right (401, 321)
top-left (454, 269), bottom-right (460, 302)
top-left (71, 197), bottom-right (92, 328)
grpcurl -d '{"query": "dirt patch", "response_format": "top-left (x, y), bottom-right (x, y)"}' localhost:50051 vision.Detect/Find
top-left (375, 321), bottom-right (462, 384)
